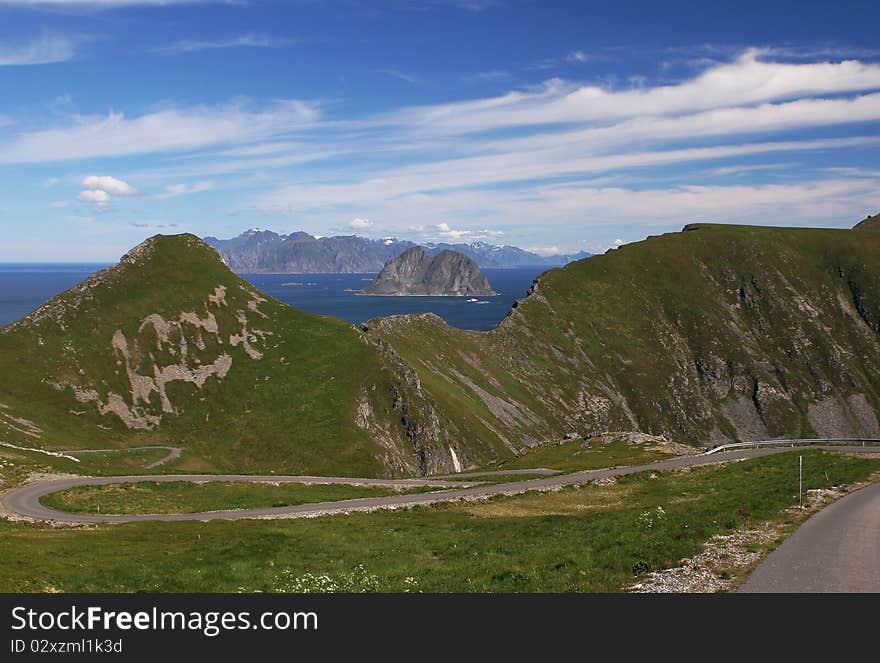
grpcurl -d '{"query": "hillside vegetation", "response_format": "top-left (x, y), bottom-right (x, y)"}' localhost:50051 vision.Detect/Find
top-left (1, 219), bottom-right (878, 478)
top-left (0, 235), bottom-right (472, 477)
top-left (367, 222), bottom-right (880, 454)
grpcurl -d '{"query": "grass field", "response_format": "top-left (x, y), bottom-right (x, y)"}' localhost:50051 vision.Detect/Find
top-left (41, 481), bottom-right (433, 515)
top-left (2, 450), bottom-right (876, 593)
top-left (0, 445), bottom-right (179, 490)
top-left (484, 438), bottom-right (675, 473)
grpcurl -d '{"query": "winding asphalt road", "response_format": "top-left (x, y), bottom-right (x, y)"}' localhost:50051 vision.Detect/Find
top-left (739, 481), bottom-right (880, 592)
top-left (3, 445), bottom-right (876, 524)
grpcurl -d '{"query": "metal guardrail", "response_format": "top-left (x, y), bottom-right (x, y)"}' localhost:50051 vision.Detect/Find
top-left (704, 438), bottom-right (880, 455)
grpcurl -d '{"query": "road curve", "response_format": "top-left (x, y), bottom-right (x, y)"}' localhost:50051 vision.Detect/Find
top-left (739, 482), bottom-right (880, 592)
top-left (2, 446), bottom-right (876, 524)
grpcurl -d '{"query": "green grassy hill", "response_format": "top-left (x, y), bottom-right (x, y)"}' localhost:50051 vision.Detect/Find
top-left (368, 220), bottom-right (880, 456)
top-left (2, 219), bottom-right (878, 478)
top-left (0, 235), bottom-right (471, 477)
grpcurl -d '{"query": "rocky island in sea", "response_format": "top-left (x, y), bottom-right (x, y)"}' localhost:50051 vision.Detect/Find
top-left (363, 246), bottom-right (496, 296)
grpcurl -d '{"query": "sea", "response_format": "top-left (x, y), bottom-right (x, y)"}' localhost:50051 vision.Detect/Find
top-left (0, 264), bottom-right (547, 332)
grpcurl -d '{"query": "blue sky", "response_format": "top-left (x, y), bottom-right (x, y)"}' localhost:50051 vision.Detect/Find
top-left (1, 0), bottom-right (879, 261)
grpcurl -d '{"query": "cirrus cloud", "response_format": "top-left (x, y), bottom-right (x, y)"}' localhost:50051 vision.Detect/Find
top-left (154, 34), bottom-right (288, 55)
top-left (0, 100), bottom-right (320, 164)
top-left (156, 180), bottom-right (214, 199)
top-left (0, 32), bottom-right (79, 66)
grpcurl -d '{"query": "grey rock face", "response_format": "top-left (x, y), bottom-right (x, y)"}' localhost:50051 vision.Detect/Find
top-left (364, 247), bottom-right (496, 296)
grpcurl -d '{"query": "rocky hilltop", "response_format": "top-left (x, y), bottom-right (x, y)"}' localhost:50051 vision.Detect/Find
top-left (204, 229), bottom-right (590, 273)
top-left (364, 247), bottom-right (496, 296)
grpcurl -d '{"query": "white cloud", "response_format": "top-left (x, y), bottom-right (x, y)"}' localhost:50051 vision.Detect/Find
top-left (709, 163), bottom-right (791, 177)
top-left (436, 222), bottom-right (471, 240)
top-left (155, 34), bottom-right (286, 55)
top-left (349, 217), bottom-right (373, 229)
top-left (0, 32), bottom-right (78, 66)
top-left (254, 135), bottom-right (880, 215)
top-left (379, 50), bottom-right (880, 134)
top-left (49, 200), bottom-right (70, 208)
top-left (76, 189), bottom-right (111, 205)
top-left (261, 176), bottom-right (879, 246)
top-left (82, 175), bottom-right (139, 196)
top-left (565, 50), bottom-right (588, 63)
top-left (524, 245), bottom-right (562, 256)
top-left (247, 51), bottom-right (880, 238)
top-left (7, 48), bottom-right (880, 251)
top-left (428, 223), bottom-right (504, 241)
top-left (156, 180), bottom-right (214, 199)
top-left (0, 100), bottom-right (319, 163)
top-left (506, 178), bottom-right (880, 228)
top-left (76, 175), bottom-right (138, 207)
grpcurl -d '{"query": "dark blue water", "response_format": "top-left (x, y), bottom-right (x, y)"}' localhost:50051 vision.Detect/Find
top-left (0, 264), bottom-right (111, 327)
top-left (0, 265), bottom-right (545, 331)
top-left (245, 269), bottom-right (544, 331)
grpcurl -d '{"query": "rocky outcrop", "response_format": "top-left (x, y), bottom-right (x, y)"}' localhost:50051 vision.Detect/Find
top-left (356, 335), bottom-right (473, 475)
top-left (364, 247), bottom-right (495, 296)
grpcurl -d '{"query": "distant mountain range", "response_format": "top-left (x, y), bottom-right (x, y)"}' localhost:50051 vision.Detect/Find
top-left (203, 229), bottom-right (592, 273)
